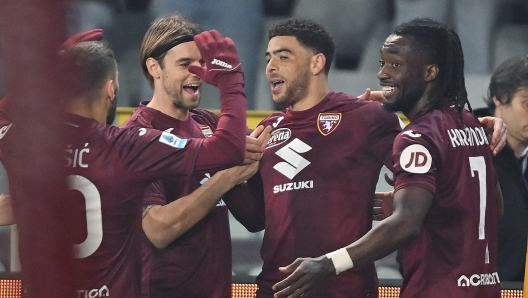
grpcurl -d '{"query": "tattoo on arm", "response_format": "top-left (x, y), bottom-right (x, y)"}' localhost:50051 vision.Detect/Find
top-left (143, 205), bottom-right (155, 219)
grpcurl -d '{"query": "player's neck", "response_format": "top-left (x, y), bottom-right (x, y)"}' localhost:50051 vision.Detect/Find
top-left (290, 78), bottom-right (331, 112)
top-left (148, 95), bottom-right (190, 121)
top-left (66, 96), bottom-right (108, 125)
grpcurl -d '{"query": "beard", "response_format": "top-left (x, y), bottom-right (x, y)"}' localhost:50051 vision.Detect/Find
top-left (382, 88), bottom-right (424, 115)
top-left (163, 84), bottom-right (200, 111)
top-left (106, 97), bottom-right (117, 125)
top-left (272, 67), bottom-right (310, 108)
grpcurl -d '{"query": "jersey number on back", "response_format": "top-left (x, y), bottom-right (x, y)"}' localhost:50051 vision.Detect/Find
top-left (68, 175), bottom-right (103, 259)
top-left (469, 156), bottom-right (487, 240)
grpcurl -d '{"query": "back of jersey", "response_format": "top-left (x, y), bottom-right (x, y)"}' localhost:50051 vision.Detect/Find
top-left (393, 105), bottom-right (501, 298)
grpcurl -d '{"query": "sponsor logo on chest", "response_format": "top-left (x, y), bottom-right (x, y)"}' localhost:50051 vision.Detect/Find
top-left (267, 128), bottom-right (292, 148)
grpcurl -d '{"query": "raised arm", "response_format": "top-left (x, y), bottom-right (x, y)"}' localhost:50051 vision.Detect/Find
top-left (190, 30), bottom-right (248, 172)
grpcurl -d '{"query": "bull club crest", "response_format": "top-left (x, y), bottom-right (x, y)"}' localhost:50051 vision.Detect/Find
top-left (317, 113), bottom-right (341, 136)
top-left (200, 125), bottom-right (213, 138)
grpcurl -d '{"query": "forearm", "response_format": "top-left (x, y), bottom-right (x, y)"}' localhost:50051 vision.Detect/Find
top-left (194, 80), bottom-right (246, 173)
top-left (344, 214), bottom-right (419, 267)
top-left (143, 170), bottom-right (243, 248)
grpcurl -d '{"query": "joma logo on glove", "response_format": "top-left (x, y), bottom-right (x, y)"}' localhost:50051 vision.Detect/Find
top-left (211, 58), bottom-right (232, 69)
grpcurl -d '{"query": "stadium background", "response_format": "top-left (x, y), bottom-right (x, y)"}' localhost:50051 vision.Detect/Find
top-left (0, 0), bottom-right (527, 297)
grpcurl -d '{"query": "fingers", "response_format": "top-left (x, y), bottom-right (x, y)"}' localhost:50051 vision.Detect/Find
top-left (244, 125), bottom-right (272, 164)
top-left (358, 88), bottom-right (371, 100)
top-left (257, 125), bottom-right (272, 146)
top-left (480, 116), bottom-right (507, 156)
top-left (495, 128), bottom-right (506, 155)
top-left (249, 125), bottom-right (265, 138)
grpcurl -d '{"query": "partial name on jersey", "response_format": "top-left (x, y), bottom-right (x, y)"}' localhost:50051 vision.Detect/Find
top-left (317, 113), bottom-right (341, 136)
top-left (159, 131), bottom-right (188, 148)
top-left (447, 126), bottom-right (488, 148)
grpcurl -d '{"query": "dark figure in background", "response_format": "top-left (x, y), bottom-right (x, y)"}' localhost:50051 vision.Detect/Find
top-left (474, 55), bottom-right (528, 282)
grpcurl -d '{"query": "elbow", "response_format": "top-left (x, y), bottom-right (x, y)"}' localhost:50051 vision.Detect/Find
top-left (143, 219), bottom-right (178, 249)
top-left (145, 231), bottom-right (171, 249)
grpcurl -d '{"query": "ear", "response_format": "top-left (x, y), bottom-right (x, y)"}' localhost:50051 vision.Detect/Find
top-left (146, 57), bottom-right (161, 80)
top-left (492, 96), bottom-right (502, 107)
top-left (311, 53), bottom-right (327, 75)
top-left (424, 64), bottom-right (439, 82)
top-left (105, 79), bottom-right (116, 102)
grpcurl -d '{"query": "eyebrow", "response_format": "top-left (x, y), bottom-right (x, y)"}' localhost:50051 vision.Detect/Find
top-left (175, 57), bottom-right (193, 64)
top-left (265, 48), bottom-right (292, 58)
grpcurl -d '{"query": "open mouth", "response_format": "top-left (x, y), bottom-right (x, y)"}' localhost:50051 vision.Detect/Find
top-left (183, 83), bottom-right (201, 95)
top-left (382, 86), bottom-right (396, 97)
top-left (271, 80), bottom-right (284, 91)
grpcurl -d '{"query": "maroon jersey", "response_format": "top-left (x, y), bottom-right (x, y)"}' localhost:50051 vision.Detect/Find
top-left (253, 92), bottom-right (402, 297)
top-left (392, 104), bottom-right (501, 298)
top-left (58, 108), bottom-right (244, 298)
top-left (121, 104), bottom-right (232, 298)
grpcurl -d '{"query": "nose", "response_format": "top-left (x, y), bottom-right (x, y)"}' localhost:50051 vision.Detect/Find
top-left (266, 57), bottom-right (277, 74)
top-left (377, 66), bottom-right (389, 81)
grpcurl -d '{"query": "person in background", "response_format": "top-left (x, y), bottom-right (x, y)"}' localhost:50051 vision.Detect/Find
top-left (474, 55), bottom-right (528, 282)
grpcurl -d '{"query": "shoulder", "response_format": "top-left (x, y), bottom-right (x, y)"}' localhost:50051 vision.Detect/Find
top-left (121, 105), bottom-right (153, 128)
top-left (259, 110), bottom-right (287, 127)
top-left (190, 108), bottom-right (220, 126)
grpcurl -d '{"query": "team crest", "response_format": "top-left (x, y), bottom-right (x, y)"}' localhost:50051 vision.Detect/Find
top-left (200, 126), bottom-right (213, 138)
top-left (317, 113), bottom-right (341, 136)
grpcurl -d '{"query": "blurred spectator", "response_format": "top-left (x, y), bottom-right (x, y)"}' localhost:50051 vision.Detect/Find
top-left (474, 55), bottom-right (528, 281)
top-left (150, 0), bottom-right (264, 109)
top-left (393, 0), bottom-right (498, 74)
top-left (292, 0), bottom-right (392, 70)
top-left (67, 0), bottom-right (153, 108)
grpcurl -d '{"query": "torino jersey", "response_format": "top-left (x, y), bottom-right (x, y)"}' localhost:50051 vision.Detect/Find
top-left (122, 104), bottom-right (232, 298)
top-left (392, 104), bottom-right (501, 298)
top-left (59, 110), bottom-right (243, 298)
top-left (254, 92), bottom-right (402, 297)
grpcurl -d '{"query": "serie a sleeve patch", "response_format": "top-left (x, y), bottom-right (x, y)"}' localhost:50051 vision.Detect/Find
top-left (158, 131), bottom-right (188, 149)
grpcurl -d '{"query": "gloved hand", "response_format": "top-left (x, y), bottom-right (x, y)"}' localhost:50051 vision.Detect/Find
top-left (189, 30), bottom-right (244, 89)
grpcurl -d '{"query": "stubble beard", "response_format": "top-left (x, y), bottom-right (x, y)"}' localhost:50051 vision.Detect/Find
top-left (164, 82), bottom-right (200, 111)
top-left (273, 68), bottom-right (310, 108)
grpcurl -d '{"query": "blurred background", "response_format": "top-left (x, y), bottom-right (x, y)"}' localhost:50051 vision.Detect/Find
top-left (0, 0), bottom-right (527, 283)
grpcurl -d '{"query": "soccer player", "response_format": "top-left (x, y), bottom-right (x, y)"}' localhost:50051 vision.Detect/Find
top-left (44, 28), bottom-right (245, 297)
top-left (245, 18), bottom-right (404, 297)
top-left (272, 18), bottom-right (503, 298)
top-left (121, 14), bottom-right (269, 298)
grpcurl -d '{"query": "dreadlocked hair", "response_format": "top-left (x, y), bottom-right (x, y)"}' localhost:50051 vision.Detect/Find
top-left (394, 18), bottom-right (470, 121)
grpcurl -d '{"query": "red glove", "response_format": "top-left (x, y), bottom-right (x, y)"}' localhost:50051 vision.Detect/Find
top-left (188, 30), bottom-right (244, 89)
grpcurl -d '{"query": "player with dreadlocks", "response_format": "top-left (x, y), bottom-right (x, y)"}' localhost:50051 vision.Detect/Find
top-left (272, 18), bottom-right (503, 298)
